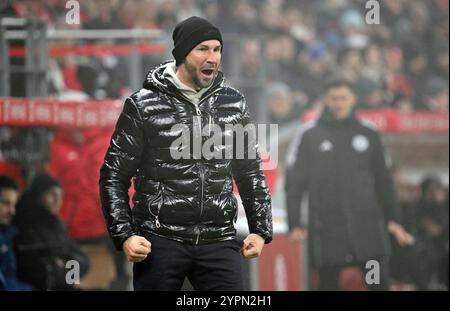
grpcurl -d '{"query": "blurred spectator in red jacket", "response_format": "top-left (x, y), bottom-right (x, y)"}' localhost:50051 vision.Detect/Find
top-left (48, 127), bottom-right (112, 241)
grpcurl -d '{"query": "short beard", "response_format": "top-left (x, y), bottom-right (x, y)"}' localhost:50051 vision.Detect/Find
top-left (184, 59), bottom-right (214, 90)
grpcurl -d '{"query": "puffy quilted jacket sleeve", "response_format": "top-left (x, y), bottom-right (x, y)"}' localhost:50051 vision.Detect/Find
top-left (99, 97), bottom-right (144, 250)
top-left (231, 97), bottom-right (273, 243)
top-left (284, 124), bottom-right (312, 231)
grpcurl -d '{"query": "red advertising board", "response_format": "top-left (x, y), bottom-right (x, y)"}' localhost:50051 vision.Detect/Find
top-left (302, 109), bottom-right (449, 134)
top-left (258, 234), bottom-right (303, 291)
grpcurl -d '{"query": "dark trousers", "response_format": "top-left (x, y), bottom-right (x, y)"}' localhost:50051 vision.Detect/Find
top-left (317, 259), bottom-right (390, 291)
top-left (133, 235), bottom-right (244, 291)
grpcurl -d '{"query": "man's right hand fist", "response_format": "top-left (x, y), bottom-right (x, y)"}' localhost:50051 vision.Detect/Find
top-left (122, 235), bottom-right (151, 262)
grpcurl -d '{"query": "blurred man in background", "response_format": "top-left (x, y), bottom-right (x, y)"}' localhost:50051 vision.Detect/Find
top-left (0, 176), bottom-right (31, 291)
top-left (417, 176), bottom-right (449, 290)
top-left (285, 80), bottom-right (415, 290)
top-left (14, 174), bottom-right (90, 290)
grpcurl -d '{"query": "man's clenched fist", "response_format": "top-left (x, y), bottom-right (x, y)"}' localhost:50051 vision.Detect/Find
top-left (122, 235), bottom-right (151, 262)
top-left (241, 233), bottom-right (265, 259)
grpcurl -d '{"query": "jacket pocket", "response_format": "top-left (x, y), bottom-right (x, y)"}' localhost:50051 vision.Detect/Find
top-left (147, 183), bottom-right (165, 228)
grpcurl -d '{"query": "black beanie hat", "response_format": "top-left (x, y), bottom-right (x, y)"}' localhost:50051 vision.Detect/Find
top-left (172, 16), bottom-right (223, 66)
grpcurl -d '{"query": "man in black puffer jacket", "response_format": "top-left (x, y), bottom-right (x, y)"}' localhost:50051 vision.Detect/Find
top-left (99, 16), bottom-right (272, 291)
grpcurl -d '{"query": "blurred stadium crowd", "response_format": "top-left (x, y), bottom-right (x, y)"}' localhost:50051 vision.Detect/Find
top-left (1, 0), bottom-right (449, 120)
top-left (0, 0), bottom-right (448, 291)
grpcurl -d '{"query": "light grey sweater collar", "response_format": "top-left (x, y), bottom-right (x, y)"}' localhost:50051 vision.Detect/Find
top-left (163, 62), bottom-right (210, 106)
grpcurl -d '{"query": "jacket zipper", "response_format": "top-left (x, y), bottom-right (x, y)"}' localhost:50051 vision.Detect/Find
top-left (170, 88), bottom-right (222, 245)
top-left (194, 106), bottom-right (202, 139)
top-left (195, 92), bottom-right (221, 245)
top-left (199, 90), bottom-right (220, 136)
top-left (195, 227), bottom-right (202, 245)
top-left (199, 166), bottom-right (205, 220)
top-left (195, 165), bottom-right (205, 245)
top-left (148, 184), bottom-right (164, 228)
top-left (155, 200), bottom-right (162, 228)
